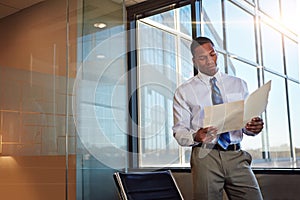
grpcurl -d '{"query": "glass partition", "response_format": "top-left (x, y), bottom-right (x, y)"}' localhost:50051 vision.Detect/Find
top-left (0, 0), bottom-right (78, 199)
top-left (0, 0), bottom-right (127, 199)
top-left (75, 0), bottom-right (127, 199)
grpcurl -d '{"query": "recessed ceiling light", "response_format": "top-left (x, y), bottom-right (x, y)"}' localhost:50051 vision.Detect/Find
top-left (97, 54), bottom-right (105, 59)
top-left (94, 23), bottom-right (107, 29)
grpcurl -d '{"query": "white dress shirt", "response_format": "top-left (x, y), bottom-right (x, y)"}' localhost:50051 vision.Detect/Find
top-left (172, 71), bottom-right (251, 146)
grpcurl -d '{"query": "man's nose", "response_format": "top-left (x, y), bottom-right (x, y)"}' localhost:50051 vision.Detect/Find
top-left (207, 55), bottom-right (214, 63)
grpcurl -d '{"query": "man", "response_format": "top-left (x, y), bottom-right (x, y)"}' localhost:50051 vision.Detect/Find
top-left (172, 36), bottom-right (264, 200)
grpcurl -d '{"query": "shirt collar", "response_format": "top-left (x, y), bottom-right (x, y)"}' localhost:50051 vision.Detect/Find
top-left (197, 70), bottom-right (221, 85)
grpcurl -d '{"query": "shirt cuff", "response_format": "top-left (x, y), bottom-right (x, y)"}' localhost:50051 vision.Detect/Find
top-left (242, 128), bottom-right (256, 136)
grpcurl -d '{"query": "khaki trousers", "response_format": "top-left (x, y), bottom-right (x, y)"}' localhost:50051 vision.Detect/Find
top-left (191, 147), bottom-right (263, 200)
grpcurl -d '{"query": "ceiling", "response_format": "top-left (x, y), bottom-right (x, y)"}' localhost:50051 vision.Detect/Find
top-left (0, 0), bottom-right (146, 19)
top-left (0, 0), bottom-right (44, 19)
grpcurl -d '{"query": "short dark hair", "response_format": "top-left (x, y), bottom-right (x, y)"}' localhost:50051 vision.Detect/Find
top-left (190, 36), bottom-right (215, 56)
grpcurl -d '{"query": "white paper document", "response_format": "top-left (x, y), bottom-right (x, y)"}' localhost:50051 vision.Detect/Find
top-left (204, 80), bottom-right (271, 134)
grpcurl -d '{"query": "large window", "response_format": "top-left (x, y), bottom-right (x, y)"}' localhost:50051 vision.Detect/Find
top-left (264, 72), bottom-right (290, 160)
top-left (202, 0), bottom-right (224, 49)
top-left (130, 0), bottom-right (300, 168)
top-left (225, 1), bottom-right (256, 61)
top-left (137, 5), bottom-right (193, 167)
top-left (260, 22), bottom-right (284, 74)
top-left (285, 36), bottom-right (300, 81)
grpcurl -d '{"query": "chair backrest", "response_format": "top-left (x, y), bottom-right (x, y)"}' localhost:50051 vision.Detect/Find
top-left (113, 170), bottom-right (184, 200)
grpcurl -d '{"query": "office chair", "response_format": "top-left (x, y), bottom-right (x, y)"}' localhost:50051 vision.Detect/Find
top-left (113, 170), bottom-right (184, 200)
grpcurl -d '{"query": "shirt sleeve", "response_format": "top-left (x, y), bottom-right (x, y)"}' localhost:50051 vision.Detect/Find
top-left (242, 128), bottom-right (256, 136)
top-left (172, 88), bottom-right (198, 146)
top-left (241, 79), bottom-right (249, 99)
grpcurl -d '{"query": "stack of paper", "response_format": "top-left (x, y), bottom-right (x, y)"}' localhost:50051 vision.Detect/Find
top-left (203, 80), bottom-right (272, 134)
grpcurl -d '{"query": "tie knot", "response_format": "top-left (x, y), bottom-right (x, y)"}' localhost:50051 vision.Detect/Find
top-left (210, 77), bottom-right (217, 85)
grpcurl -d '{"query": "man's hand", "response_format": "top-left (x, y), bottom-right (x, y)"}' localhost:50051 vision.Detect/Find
top-left (194, 126), bottom-right (218, 143)
top-left (245, 117), bottom-right (264, 134)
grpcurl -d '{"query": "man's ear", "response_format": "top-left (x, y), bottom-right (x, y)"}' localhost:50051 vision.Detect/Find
top-left (192, 57), bottom-right (196, 65)
top-left (213, 50), bottom-right (218, 65)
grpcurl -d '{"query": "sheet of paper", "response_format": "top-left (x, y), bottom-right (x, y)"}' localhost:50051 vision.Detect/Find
top-left (204, 100), bottom-right (244, 134)
top-left (243, 80), bottom-right (272, 125)
top-left (203, 81), bottom-right (271, 134)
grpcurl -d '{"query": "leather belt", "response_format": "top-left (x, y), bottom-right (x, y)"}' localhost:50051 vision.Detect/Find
top-left (195, 143), bottom-right (241, 151)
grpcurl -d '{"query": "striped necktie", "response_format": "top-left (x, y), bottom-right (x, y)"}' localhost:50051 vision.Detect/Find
top-left (210, 77), bottom-right (231, 149)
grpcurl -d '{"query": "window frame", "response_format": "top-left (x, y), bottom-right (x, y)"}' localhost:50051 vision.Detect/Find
top-left (126, 0), bottom-right (300, 169)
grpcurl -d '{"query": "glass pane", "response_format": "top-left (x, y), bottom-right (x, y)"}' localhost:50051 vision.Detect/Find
top-left (137, 5), bottom-right (193, 167)
top-left (230, 59), bottom-right (258, 98)
top-left (281, 0), bottom-right (298, 32)
top-left (0, 0), bottom-right (78, 199)
top-left (288, 81), bottom-right (300, 158)
top-left (217, 53), bottom-right (226, 74)
top-left (284, 37), bottom-right (299, 81)
top-left (203, 0), bottom-right (224, 49)
top-left (138, 23), bottom-right (180, 166)
top-left (138, 24), bottom-right (176, 72)
top-left (180, 38), bottom-right (194, 81)
top-left (261, 23), bottom-right (284, 74)
top-left (148, 9), bottom-right (175, 29)
top-left (264, 72), bottom-right (290, 162)
top-left (178, 38), bottom-right (193, 166)
top-left (75, 0), bottom-right (127, 199)
top-left (225, 1), bottom-right (256, 61)
top-left (230, 0), bottom-right (255, 12)
top-left (179, 5), bottom-right (192, 36)
top-left (259, 0), bottom-right (280, 19)
top-left (229, 58), bottom-right (262, 159)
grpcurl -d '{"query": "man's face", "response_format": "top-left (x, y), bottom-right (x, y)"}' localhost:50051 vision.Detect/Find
top-left (192, 42), bottom-right (218, 76)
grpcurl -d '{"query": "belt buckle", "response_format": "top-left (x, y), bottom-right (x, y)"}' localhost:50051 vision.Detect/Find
top-left (232, 144), bottom-right (239, 151)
